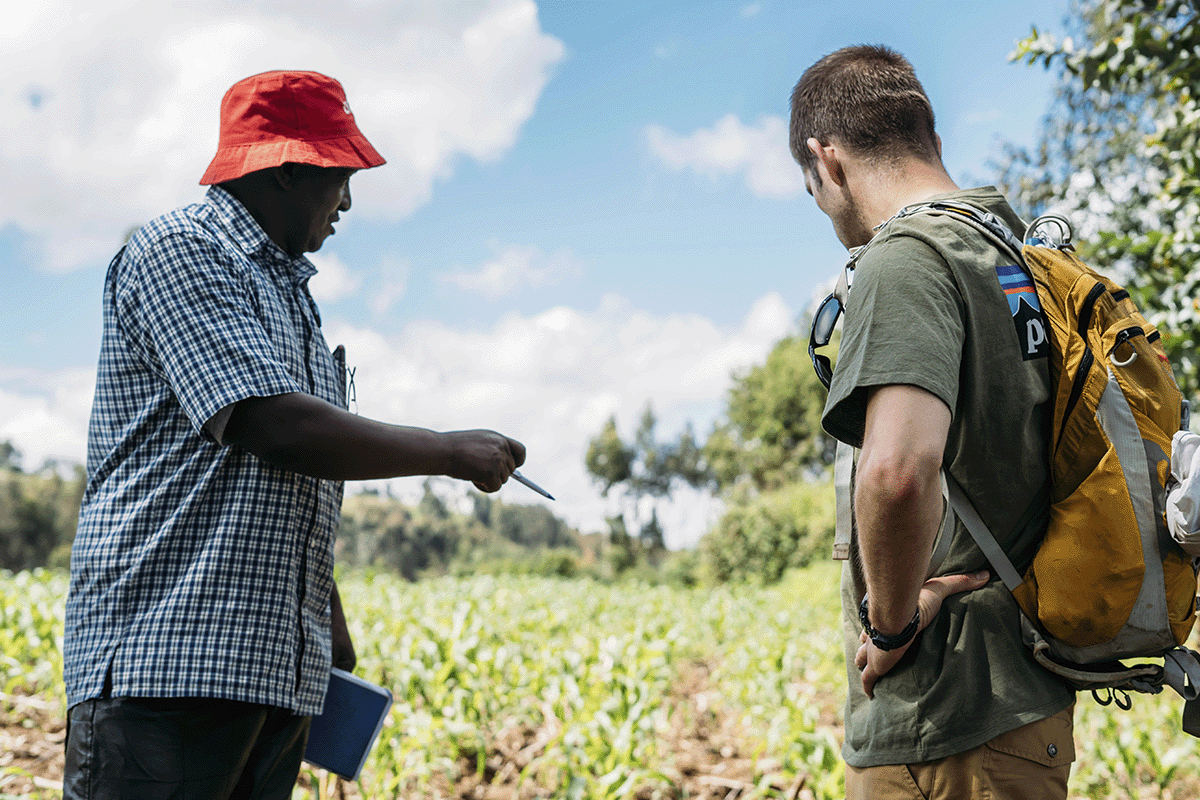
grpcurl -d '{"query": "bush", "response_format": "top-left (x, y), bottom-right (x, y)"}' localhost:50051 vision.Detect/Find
top-left (660, 548), bottom-right (702, 588)
top-left (699, 479), bottom-right (835, 584)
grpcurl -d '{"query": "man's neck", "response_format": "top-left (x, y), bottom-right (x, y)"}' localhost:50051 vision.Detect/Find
top-left (219, 177), bottom-right (295, 257)
top-left (859, 161), bottom-right (961, 233)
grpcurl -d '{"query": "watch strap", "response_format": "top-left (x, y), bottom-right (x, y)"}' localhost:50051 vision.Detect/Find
top-left (858, 595), bottom-right (921, 651)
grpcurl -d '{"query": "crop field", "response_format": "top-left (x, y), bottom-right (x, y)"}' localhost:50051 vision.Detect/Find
top-left (3, 564), bottom-right (1200, 799)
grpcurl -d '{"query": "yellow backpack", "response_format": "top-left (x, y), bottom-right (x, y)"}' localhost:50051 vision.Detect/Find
top-left (905, 202), bottom-right (1200, 729)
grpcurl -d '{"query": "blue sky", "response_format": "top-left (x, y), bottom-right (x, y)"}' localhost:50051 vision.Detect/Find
top-left (0, 0), bottom-right (1070, 545)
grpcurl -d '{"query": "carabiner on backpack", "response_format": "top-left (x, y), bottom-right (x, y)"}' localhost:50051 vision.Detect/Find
top-left (1025, 213), bottom-right (1075, 251)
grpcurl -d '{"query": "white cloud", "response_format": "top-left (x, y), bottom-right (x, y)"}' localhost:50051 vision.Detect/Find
top-left (0, 292), bottom-right (792, 547)
top-left (442, 242), bottom-right (583, 300)
top-left (307, 252), bottom-right (360, 303)
top-left (0, 368), bottom-right (95, 470)
top-left (646, 113), bottom-right (805, 199)
top-left (740, 2), bottom-right (763, 18)
top-left (369, 256), bottom-right (412, 316)
top-left (326, 291), bottom-right (794, 547)
top-left (2, 0), bottom-right (564, 272)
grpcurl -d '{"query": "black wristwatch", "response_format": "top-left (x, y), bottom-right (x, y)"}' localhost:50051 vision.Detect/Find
top-left (859, 595), bottom-right (921, 651)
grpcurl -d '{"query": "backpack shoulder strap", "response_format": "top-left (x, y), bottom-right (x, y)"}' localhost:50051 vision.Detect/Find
top-left (895, 200), bottom-right (1027, 266)
top-left (832, 441), bottom-right (854, 561)
top-left (944, 471), bottom-right (1026, 591)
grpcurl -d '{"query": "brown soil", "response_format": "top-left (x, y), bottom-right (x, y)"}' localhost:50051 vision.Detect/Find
top-left (0, 662), bottom-right (827, 800)
top-left (441, 659), bottom-right (822, 800)
top-left (0, 692), bottom-right (67, 797)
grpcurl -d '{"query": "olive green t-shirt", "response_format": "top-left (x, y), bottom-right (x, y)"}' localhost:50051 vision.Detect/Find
top-left (823, 186), bottom-right (1075, 767)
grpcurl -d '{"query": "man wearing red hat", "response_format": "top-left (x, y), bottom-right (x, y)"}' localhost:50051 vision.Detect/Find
top-left (62, 71), bottom-right (526, 799)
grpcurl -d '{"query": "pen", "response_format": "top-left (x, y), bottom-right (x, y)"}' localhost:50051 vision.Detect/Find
top-left (511, 470), bottom-right (555, 501)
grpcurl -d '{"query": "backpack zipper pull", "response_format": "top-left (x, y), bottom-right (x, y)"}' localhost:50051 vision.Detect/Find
top-left (1111, 327), bottom-right (1144, 367)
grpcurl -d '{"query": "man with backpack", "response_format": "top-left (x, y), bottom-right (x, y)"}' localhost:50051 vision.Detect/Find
top-left (791, 46), bottom-right (1076, 798)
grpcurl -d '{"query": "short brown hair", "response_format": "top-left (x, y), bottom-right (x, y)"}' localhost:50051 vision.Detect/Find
top-left (789, 45), bottom-right (938, 180)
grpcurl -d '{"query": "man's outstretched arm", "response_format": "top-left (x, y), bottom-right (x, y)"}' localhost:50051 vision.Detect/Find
top-left (223, 391), bottom-right (525, 491)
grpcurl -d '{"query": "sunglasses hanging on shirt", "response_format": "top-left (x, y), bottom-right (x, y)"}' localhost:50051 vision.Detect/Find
top-left (808, 250), bottom-right (859, 390)
top-left (808, 293), bottom-right (842, 390)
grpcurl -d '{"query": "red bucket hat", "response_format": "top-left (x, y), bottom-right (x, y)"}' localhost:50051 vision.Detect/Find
top-left (200, 70), bottom-right (386, 185)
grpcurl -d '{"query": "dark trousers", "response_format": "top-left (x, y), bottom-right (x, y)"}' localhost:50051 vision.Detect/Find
top-left (63, 697), bottom-right (311, 800)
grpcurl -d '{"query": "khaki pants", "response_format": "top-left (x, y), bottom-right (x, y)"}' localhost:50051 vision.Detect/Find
top-left (845, 704), bottom-right (1074, 800)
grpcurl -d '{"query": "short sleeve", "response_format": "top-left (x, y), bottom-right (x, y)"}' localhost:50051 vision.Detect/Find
top-left (114, 233), bottom-right (304, 441)
top-left (822, 233), bottom-right (965, 447)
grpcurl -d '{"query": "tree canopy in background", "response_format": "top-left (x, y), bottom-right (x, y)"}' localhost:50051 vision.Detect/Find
top-left (1004, 0), bottom-right (1200, 400)
top-left (583, 334), bottom-right (839, 583)
top-left (703, 333), bottom-right (836, 493)
top-left (0, 445), bottom-right (86, 572)
top-left (336, 480), bottom-right (591, 581)
top-left (0, 440), bottom-right (598, 581)
top-left (584, 404), bottom-right (707, 555)
top-left (585, 333), bottom-right (836, 508)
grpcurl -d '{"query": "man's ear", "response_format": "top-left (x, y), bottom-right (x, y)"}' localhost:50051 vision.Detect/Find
top-left (806, 137), bottom-right (846, 188)
top-left (271, 162), bottom-right (301, 191)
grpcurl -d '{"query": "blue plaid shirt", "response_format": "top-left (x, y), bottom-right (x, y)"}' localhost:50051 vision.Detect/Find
top-left (64, 186), bottom-right (347, 715)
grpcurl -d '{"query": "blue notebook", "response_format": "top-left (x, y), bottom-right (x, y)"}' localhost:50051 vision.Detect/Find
top-left (304, 668), bottom-right (393, 780)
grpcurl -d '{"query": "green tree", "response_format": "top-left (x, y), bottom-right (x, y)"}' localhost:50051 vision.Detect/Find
top-left (583, 321), bottom-right (841, 582)
top-left (471, 492), bottom-right (494, 528)
top-left (584, 415), bottom-right (634, 497)
top-left (0, 451), bottom-right (87, 571)
top-left (1005, 0), bottom-right (1200, 400)
top-left (0, 441), bottom-right (23, 472)
top-left (338, 484), bottom-right (583, 581)
top-left (638, 509), bottom-right (665, 551)
top-left (703, 332), bottom-right (836, 492)
top-left (417, 478), bottom-right (450, 520)
top-left (493, 502), bottom-right (574, 549)
top-left (338, 492), bottom-right (425, 578)
top-left (699, 479), bottom-right (835, 584)
top-left (583, 403), bottom-right (707, 560)
top-left (604, 514), bottom-right (637, 574)
top-left (694, 321), bottom-right (840, 584)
